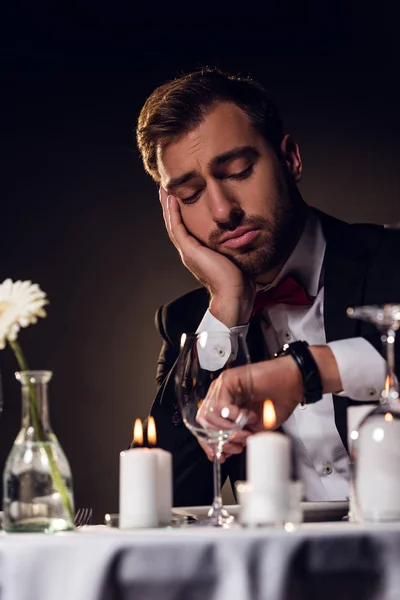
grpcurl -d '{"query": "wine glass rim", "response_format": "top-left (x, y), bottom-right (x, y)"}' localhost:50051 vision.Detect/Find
top-left (347, 304), bottom-right (400, 326)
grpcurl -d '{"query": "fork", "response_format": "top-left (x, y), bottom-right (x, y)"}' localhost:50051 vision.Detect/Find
top-left (74, 507), bottom-right (93, 528)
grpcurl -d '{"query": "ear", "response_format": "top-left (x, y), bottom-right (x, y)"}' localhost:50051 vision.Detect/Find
top-left (279, 134), bottom-right (302, 183)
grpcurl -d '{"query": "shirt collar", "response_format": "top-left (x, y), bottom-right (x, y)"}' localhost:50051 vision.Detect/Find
top-left (257, 211), bottom-right (326, 298)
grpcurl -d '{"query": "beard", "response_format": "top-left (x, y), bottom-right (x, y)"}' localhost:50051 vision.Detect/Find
top-left (207, 180), bottom-right (302, 277)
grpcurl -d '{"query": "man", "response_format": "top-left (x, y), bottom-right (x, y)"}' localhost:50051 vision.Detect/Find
top-left (136, 68), bottom-right (400, 506)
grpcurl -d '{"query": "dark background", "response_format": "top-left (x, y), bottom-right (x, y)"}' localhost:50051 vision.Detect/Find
top-left (0, 2), bottom-right (398, 522)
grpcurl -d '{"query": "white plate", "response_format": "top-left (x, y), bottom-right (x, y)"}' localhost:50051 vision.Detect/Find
top-left (173, 501), bottom-right (349, 523)
top-left (300, 501), bottom-right (349, 522)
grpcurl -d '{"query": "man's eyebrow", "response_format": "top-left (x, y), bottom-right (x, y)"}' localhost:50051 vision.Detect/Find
top-left (167, 171), bottom-right (198, 189)
top-left (166, 146), bottom-right (259, 190)
top-left (210, 145), bottom-right (260, 167)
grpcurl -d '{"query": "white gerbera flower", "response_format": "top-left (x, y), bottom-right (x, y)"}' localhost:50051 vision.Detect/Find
top-left (0, 279), bottom-right (48, 349)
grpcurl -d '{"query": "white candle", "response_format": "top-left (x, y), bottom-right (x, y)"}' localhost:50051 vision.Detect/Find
top-left (347, 405), bottom-right (375, 449)
top-left (356, 414), bottom-right (400, 521)
top-left (147, 417), bottom-right (173, 526)
top-left (119, 448), bottom-right (158, 529)
top-left (246, 400), bottom-right (291, 491)
top-left (347, 405), bottom-right (375, 522)
top-left (150, 448), bottom-right (172, 526)
top-left (244, 401), bottom-right (292, 525)
top-left (247, 431), bottom-right (291, 490)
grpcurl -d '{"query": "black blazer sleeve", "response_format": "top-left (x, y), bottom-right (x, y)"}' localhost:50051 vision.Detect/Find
top-left (155, 305), bottom-right (178, 388)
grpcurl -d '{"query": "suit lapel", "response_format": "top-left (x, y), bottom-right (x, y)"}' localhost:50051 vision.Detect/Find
top-left (321, 217), bottom-right (366, 343)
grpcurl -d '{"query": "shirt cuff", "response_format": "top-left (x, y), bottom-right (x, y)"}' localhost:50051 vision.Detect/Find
top-left (328, 337), bottom-right (386, 401)
top-left (195, 309), bottom-right (249, 372)
top-left (196, 308), bottom-right (249, 337)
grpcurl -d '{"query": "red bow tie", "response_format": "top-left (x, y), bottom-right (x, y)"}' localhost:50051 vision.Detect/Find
top-left (252, 276), bottom-right (313, 316)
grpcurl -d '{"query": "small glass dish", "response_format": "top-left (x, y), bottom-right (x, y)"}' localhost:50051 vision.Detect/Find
top-left (104, 512), bottom-right (189, 529)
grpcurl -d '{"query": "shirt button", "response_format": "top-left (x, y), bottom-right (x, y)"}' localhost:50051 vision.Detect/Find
top-left (217, 349), bottom-right (226, 357)
top-left (299, 402), bottom-right (307, 410)
top-left (367, 387), bottom-right (377, 397)
top-left (323, 464), bottom-right (333, 475)
top-left (283, 330), bottom-right (291, 341)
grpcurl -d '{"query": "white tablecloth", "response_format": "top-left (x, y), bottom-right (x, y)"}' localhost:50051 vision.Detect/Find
top-left (1, 521), bottom-right (400, 600)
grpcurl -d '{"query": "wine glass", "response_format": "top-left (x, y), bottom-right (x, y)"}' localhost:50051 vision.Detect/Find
top-left (347, 304), bottom-right (400, 521)
top-left (176, 330), bottom-right (252, 527)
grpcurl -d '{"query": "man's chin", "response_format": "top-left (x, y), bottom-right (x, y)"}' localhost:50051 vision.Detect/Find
top-left (225, 247), bottom-right (277, 276)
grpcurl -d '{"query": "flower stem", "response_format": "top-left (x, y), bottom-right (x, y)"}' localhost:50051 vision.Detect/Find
top-left (10, 340), bottom-right (44, 438)
top-left (9, 340), bottom-right (74, 525)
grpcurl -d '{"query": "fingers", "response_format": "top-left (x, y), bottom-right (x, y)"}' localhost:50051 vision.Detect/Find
top-left (167, 196), bottom-right (200, 253)
top-left (196, 400), bottom-right (233, 431)
top-left (197, 372), bottom-right (255, 432)
top-left (196, 397), bottom-right (249, 431)
top-left (159, 186), bottom-right (168, 206)
top-left (218, 404), bottom-right (250, 428)
top-left (223, 439), bottom-right (247, 455)
top-left (198, 427), bottom-right (256, 463)
top-left (159, 186), bottom-right (176, 245)
top-left (212, 367), bottom-right (253, 405)
top-left (198, 440), bottom-right (226, 463)
top-left (159, 186), bottom-right (169, 232)
top-left (230, 428), bottom-right (253, 445)
top-left (240, 407), bottom-right (263, 433)
top-left (159, 186), bottom-right (201, 254)
top-left (199, 440), bottom-right (243, 462)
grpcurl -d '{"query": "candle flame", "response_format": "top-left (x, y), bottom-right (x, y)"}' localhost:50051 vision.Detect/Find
top-left (263, 400), bottom-right (276, 429)
top-left (385, 375), bottom-right (391, 394)
top-left (133, 418), bottom-right (143, 446)
top-left (147, 416), bottom-right (157, 446)
top-left (180, 333), bottom-right (187, 348)
top-left (385, 412), bottom-right (394, 422)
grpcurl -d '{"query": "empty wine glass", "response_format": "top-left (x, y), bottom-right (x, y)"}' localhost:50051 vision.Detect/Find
top-left (347, 304), bottom-right (400, 521)
top-left (176, 330), bottom-right (252, 527)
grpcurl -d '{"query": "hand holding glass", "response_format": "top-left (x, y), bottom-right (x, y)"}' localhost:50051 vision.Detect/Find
top-left (176, 331), bottom-right (253, 526)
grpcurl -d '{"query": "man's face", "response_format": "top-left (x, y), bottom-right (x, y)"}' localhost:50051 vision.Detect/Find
top-left (157, 102), bottom-right (302, 277)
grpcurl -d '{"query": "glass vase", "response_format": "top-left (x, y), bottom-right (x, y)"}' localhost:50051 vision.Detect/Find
top-left (3, 371), bottom-right (75, 533)
top-left (348, 304), bottom-right (400, 522)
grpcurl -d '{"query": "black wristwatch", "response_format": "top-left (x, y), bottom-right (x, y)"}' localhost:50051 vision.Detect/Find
top-left (275, 340), bottom-right (323, 405)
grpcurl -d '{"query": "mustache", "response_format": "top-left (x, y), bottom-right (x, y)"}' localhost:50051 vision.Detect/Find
top-left (208, 214), bottom-right (272, 247)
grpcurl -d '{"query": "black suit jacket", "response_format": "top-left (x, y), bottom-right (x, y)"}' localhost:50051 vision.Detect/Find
top-left (150, 210), bottom-right (400, 506)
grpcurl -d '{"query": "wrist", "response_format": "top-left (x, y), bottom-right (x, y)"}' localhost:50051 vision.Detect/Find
top-left (282, 355), bottom-right (304, 404)
top-left (209, 296), bottom-right (253, 328)
top-left (309, 345), bottom-right (343, 394)
top-left (276, 341), bottom-right (324, 404)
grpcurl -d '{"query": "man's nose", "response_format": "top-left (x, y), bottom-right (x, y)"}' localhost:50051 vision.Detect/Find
top-left (207, 183), bottom-right (239, 224)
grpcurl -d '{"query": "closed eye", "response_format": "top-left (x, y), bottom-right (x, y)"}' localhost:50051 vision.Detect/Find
top-left (179, 165), bottom-right (253, 204)
top-left (180, 190), bottom-right (202, 205)
top-left (227, 165), bottom-right (254, 180)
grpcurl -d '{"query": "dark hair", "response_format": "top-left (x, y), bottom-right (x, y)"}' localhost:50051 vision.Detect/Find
top-left (136, 68), bottom-right (284, 183)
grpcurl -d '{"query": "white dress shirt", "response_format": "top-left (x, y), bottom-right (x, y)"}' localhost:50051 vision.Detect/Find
top-left (197, 212), bottom-right (386, 501)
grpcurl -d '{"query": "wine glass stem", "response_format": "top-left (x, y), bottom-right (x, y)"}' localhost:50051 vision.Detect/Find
top-left (212, 443), bottom-right (223, 516)
top-left (383, 327), bottom-right (398, 395)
